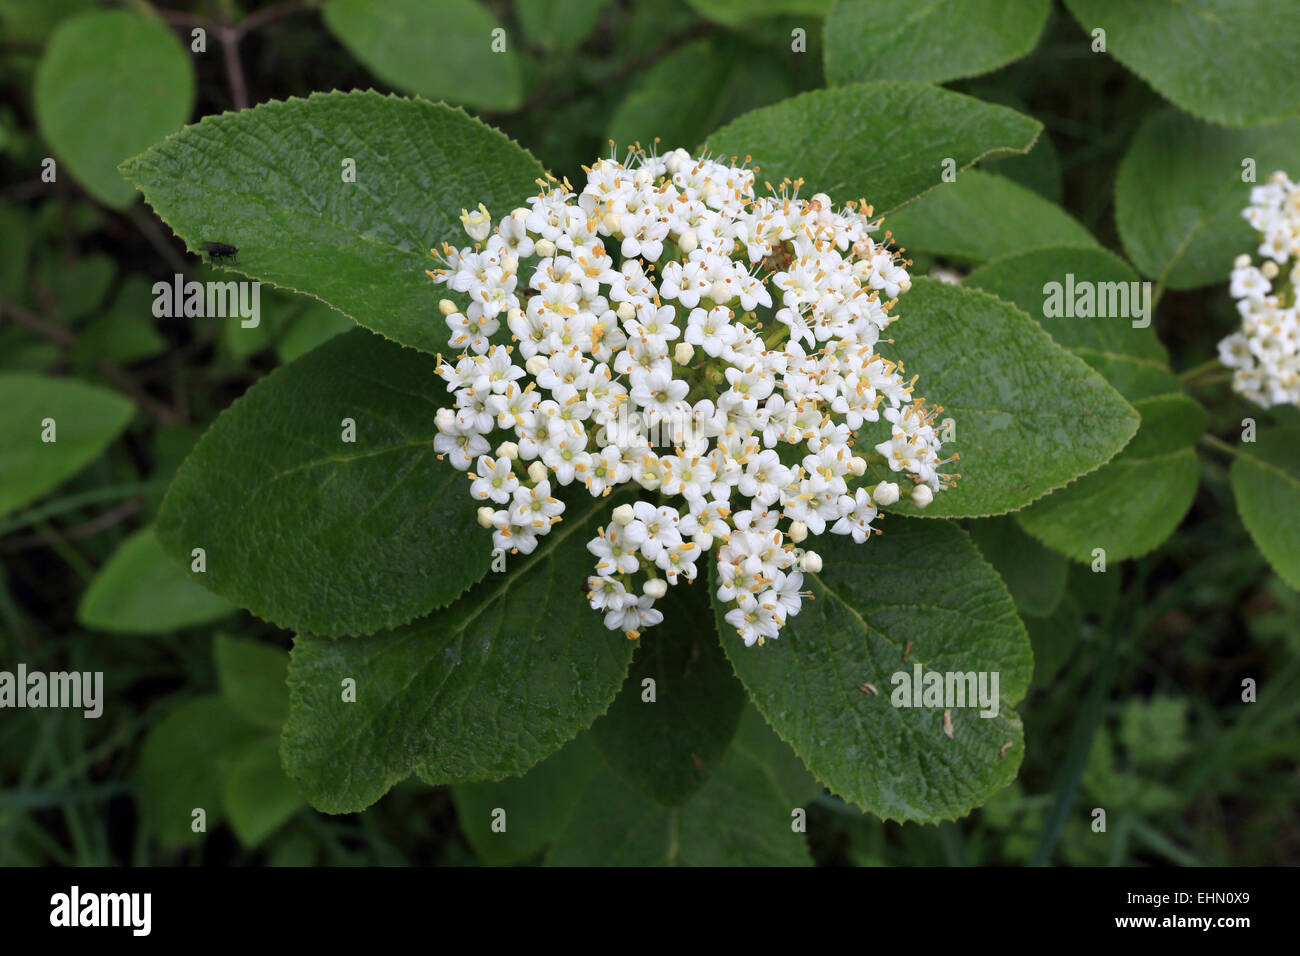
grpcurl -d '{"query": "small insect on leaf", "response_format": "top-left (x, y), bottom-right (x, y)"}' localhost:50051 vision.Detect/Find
top-left (942, 709), bottom-right (954, 739)
top-left (199, 241), bottom-right (239, 263)
top-left (856, 682), bottom-right (878, 696)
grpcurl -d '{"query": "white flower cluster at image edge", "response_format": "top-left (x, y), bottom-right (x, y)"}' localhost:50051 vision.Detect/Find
top-left (1219, 170), bottom-right (1300, 408)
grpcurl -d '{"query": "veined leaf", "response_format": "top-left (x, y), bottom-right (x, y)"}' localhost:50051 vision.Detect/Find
top-left (120, 91), bottom-right (545, 353)
top-left (156, 329), bottom-right (491, 637)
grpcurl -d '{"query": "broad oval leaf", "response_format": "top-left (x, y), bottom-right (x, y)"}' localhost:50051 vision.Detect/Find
top-left (1064, 0), bottom-right (1300, 127)
top-left (1115, 109), bottom-right (1300, 292)
top-left (886, 171), bottom-right (1096, 266)
top-left (215, 634), bottom-right (291, 732)
top-left (221, 736), bottom-right (305, 848)
top-left (546, 712), bottom-right (814, 865)
top-left (34, 10), bottom-right (194, 208)
top-left (590, 584), bottom-right (747, 807)
top-left (322, 0), bottom-right (522, 111)
top-left (967, 515), bottom-right (1067, 617)
top-left (713, 517), bottom-right (1032, 822)
top-left (824, 0), bottom-right (1050, 86)
top-left (1230, 427), bottom-right (1300, 592)
top-left (881, 278), bottom-right (1139, 518)
top-left (452, 733), bottom-right (603, 865)
top-left (119, 91), bottom-right (546, 353)
top-left (0, 373), bottom-right (134, 518)
top-left (78, 527), bottom-right (236, 634)
top-left (1016, 394), bottom-right (1206, 563)
top-left (704, 82), bottom-right (1041, 216)
top-left (155, 328), bottom-right (491, 637)
top-left (280, 494), bottom-right (636, 813)
top-left (966, 247), bottom-right (1204, 561)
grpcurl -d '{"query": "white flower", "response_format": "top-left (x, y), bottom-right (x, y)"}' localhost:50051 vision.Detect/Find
top-left (429, 148), bottom-right (958, 644)
top-left (1218, 171), bottom-right (1300, 409)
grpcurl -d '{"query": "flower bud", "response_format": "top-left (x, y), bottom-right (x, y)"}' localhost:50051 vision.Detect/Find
top-left (788, 520), bottom-right (808, 543)
top-left (617, 301), bottom-right (636, 321)
top-left (911, 484), bottom-right (934, 509)
top-left (709, 280), bottom-right (731, 304)
top-left (476, 507), bottom-right (496, 529)
top-left (612, 503), bottom-right (636, 526)
top-left (459, 203), bottom-right (491, 242)
top-left (503, 255), bottom-right (519, 273)
top-left (643, 578), bottom-right (668, 599)
top-left (1234, 253), bottom-right (1252, 269)
top-left (438, 298), bottom-right (458, 316)
top-left (496, 441), bottom-right (519, 460)
top-left (527, 461), bottom-right (548, 484)
top-left (679, 230), bottom-right (698, 253)
top-left (1261, 260), bottom-right (1280, 279)
top-left (674, 342), bottom-right (695, 365)
top-left (873, 481), bottom-right (900, 506)
top-left (535, 238), bottom-right (556, 257)
top-left (798, 550), bottom-right (822, 573)
top-left (848, 456), bottom-right (866, 476)
top-left (603, 212), bottom-right (622, 235)
top-left (525, 355), bottom-right (549, 376)
top-left (810, 192), bottom-right (831, 209)
top-left (435, 408), bottom-right (456, 431)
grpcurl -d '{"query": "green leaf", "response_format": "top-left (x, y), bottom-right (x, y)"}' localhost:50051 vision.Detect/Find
top-left (72, 276), bottom-right (167, 366)
top-left (607, 38), bottom-right (792, 155)
top-left (1016, 394), bottom-right (1206, 563)
top-left (704, 82), bottom-right (1041, 216)
top-left (275, 301), bottom-right (356, 363)
top-left (281, 494), bottom-right (636, 813)
top-left (215, 634), bottom-right (290, 732)
top-left (221, 736), bottom-right (305, 848)
top-left (42, 253), bottom-right (116, 322)
top-left (1230, 427), bottom-right (1300, 591)
top-left (156, 329), bottom-right (490, 637)
top-left (119, 90), bottom-right (546, 353)
top-left (517, 0), bottom-right (608, 53)
top-left (34, 10), bottom-right (194, 208)
top-left (135, 696), bottom-right (264, 847)
top-left (546, 732), bottom-right (813, 866)
top-left (451, 733), bottom-right (602, 865)
top-left (885, 171), bottom-right (1096, 266)
top-left (963, 246), bottom-right (1204, 562)
top-left (824, 0), bottom-right (1050, 86)
top-left (322, 0), bottom-right (522, 111)
top-left (1064, 0), bottom-right (1300, 127)
top-left (728, 515), bottom-right (1029, 822)
top-left (967, 515), bottom-right (1068, 617)
top-left (730, 702), bottom-right (822, 807)
top-left (685, 0), bottom-right (832, 28)
top-left (965, 245), bottom-right (1173, 402)
top-left (1114, 109), bottom-right (1300, 292)
top-left (714, 517), bottom-right (1031, 822)
top-left (882, 279), bottom-right (1139, 518)
top-left (77, 527), bottom-right (236, 634)
top-left (0, 373), bottom-right (134, 518)
top-left (1024, 592), bottom-right (1082, 686)
top-left (590, 584), bottom-right (747, 806)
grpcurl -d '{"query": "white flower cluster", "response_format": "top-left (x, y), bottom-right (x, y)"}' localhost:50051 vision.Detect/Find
top-left (429, 147), bottom-right (958, 646)
top-left (1218, 171), bottom-right (1300, 408)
